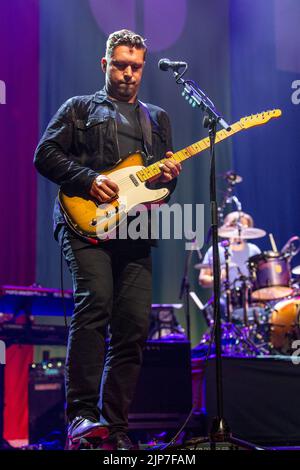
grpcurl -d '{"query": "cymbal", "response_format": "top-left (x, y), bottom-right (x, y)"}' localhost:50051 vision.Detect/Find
top-left (194, 263), bottom-right (217, 270)
top-left (218, 226), bottom-right (266, 240)
top-left (222, 171), bottom-right (243, 184)
top-left (292, 265), bottom-right (300, 276)
top-left (194, 262), bottom-right (237, 270)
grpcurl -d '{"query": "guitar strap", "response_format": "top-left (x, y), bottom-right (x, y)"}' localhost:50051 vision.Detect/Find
top-left (138, 100), bottom-right (154, 164)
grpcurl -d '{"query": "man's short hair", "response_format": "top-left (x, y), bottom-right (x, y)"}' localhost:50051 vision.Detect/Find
top-left (105, 29), bottom-right (147, 60)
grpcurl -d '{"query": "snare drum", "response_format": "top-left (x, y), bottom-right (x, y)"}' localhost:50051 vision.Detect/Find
top-left (249, 251), bottom-right (293, 301)
top-left (270, 297), bottom-right (300, 352)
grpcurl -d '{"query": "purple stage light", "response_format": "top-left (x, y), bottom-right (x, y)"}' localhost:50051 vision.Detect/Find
top-left (88, 0), bottom-right (187, 52)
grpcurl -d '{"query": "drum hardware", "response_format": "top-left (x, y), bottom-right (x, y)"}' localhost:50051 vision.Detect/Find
top-left (281, 235), bottom-right (300, 259)
top-left (220, 232), bottom-right (253, 328)
top-left (197, 322), bottom-right (261, 357)
top-left (215, 184), bottom-right (266, 333)
top-left (223, 240), bottom-right (233, 323)
top-left (197, 319), bottom-right (271, 357)
top-left (222, 171), bottom-right (243, 185)
top-left (229, 269), bottom-right (272, 354)
top-left (198, 241), bottom-right (269, 356)
top-left (197, 286), bottom-right (273, 356)
top-left (217, 171), bottom-right (242, 226)
top-left (234, 274), bottom-right (252, 326)
top-left (239, 324), bottom-right (270, 355)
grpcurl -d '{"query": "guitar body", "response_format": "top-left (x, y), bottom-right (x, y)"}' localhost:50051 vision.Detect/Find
top-left (59, 152), bottom-right (170, 240)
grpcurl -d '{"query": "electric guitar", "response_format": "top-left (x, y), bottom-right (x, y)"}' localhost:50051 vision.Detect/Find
top-left (59, 109), bottom-right (282, 242)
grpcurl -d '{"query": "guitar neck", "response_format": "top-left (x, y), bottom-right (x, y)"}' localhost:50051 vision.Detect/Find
top-left (136, 120), bottom-right (243, 182)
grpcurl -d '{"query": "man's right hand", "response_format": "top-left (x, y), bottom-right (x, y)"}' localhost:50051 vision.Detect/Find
top-left (89, 175), bottom-right (119, 203)
top-left (199, 267), bottom-right (227, 288)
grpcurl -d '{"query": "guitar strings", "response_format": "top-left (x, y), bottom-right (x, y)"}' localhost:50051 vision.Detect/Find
top-left (100, 122), bottom-right (245, 187)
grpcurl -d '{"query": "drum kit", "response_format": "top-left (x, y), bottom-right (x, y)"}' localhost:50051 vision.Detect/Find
top-left (195, 172), bottom-right (300, 357)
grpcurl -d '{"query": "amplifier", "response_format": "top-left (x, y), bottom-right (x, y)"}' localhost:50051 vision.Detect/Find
top-left (28, 341), bottom-right (192, 441)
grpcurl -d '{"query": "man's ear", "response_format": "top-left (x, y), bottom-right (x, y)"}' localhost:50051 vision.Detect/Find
top-left (101, 57), bottom-right (107, 73)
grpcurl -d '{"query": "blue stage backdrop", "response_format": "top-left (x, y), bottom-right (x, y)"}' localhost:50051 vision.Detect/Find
top-left (33, 0), bottom-right (300, 346)
top-left (230, 0), bottom-right (300, 256)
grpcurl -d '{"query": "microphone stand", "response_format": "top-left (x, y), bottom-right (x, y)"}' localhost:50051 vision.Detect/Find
top-left (167, 67), bottom-right (261, 450)
top-left (178, 249), bottom-right (193, 342)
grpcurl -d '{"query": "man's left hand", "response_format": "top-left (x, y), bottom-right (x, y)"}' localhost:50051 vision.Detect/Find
top-left (157, 151), bottom-right (182, 182)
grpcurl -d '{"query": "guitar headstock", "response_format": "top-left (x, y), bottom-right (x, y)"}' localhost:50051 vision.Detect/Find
top-left (239, 109), bottom-right (282, 129)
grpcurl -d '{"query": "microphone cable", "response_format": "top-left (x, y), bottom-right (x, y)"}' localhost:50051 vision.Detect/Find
top-left (60, 229), bottom-right (69, 330)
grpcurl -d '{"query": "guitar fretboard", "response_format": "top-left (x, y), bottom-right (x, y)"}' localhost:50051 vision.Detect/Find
top-left (136, 121), bottom-right (243, 182)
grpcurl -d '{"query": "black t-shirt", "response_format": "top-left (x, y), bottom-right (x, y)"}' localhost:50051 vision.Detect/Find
top-left (114, 101), bottom-right (143, 158)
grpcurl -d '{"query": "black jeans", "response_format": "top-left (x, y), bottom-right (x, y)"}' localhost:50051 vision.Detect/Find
top-left (58, 226), bottom-right (152, 433)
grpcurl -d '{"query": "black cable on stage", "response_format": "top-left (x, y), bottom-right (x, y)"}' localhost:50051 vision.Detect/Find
top-left (60, 230), bottom-right (69, 330)
top-left (153, 405), bottom-right (195, 450)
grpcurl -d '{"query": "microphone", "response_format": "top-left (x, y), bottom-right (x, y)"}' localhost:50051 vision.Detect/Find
top-left (158, 58), bottom-right (187, 72)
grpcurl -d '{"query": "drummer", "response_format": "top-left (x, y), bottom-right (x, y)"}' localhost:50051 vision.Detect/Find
top-left (199, 211), bottom-right (261, 289)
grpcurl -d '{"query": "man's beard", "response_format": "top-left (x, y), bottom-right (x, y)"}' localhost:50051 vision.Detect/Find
top-left (118, 82), bottom-right (136, 96)
top-left (106, 80), bottom-right (138, 101)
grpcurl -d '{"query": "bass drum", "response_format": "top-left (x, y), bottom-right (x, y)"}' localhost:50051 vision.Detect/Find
top-left (270, 297), bottom-right (300, 352)
top-left (249, 251), bottom-right (293, 301)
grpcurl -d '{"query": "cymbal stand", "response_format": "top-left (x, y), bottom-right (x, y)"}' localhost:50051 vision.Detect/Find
top-left (223, 241), bottom-right (232, 323)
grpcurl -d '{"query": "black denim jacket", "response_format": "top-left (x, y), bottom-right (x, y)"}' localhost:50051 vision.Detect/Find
top-left (34, 87), bottom-right (176, 240)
